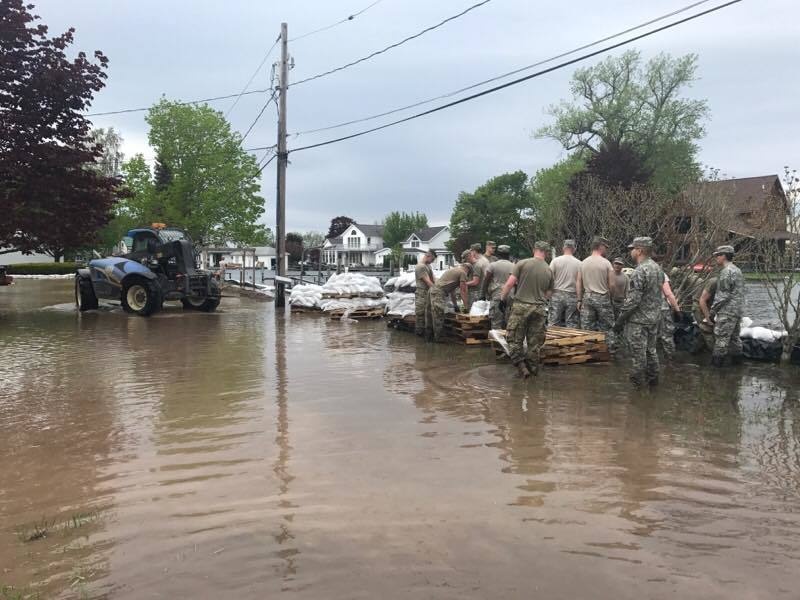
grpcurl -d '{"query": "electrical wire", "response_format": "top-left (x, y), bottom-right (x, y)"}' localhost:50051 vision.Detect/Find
top-left (290, 0), bottom-right (492, 88)
top-left (256, 152), bottom-right (278, 175)
top-left (290, 0), bottom-right (386, 42)
top-left (225, 34), bottom-right (281, 118)
top-left (290, 0), bottom-right (742, 154)
top-left (86, 88), bottom-right (273, 117)
top-left (292, 0), bottom-right (715, 138)
top-left (241, 90), bottom-right (278, 144)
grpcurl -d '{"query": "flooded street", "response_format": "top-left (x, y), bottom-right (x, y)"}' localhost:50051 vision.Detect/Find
top-left (2, 280), bottom-right (800, 599)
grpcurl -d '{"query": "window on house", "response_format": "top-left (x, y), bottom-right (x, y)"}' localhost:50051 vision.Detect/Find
top-left (348, 233), bottom-right (360, 249)
top-left (674, 216), bottom-right (692, 234)
top-left (411, 240), bottom-right (420, 248)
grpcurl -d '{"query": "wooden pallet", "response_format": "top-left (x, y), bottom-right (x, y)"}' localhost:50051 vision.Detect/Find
top-left (290, 304), bottom-right (322, 314)
top-left (329, 307), bottom-right (385, 320)
top-left (444, 313), bottom-right (491, 345)
top-left (492, 326), bottom-right (610, 366)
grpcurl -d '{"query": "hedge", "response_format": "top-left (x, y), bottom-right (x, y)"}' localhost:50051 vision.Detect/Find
top-left (5, 262), bottom-right (83, 275)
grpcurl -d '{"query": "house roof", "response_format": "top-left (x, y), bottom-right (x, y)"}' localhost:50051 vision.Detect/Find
top-left (690, 175), bottom-right (784, 215)
top-left (354, 223), bottom-right (384, 237)
top-left (409, 225), bottom-right (447, 242)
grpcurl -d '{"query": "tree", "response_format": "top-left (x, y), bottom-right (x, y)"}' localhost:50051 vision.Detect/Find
top-left (286, 232), bottom-right (304, 264)
top-left (535, 50), bottom-right (708, 193)
top-left (301, 231), bottom-right (325, 262)
top-left (327, 216), bottom-right (354, 239)
top-left (449, 171), bottom-right (535, 257)
top-left (383, 212), bottom-right (428, 247)
top-left (122, 99), bottom-right (269, 246)
top-left (0, 0), bottom-right (119, 260)
top-left (90, 127), bottom-right (124, 177)
top-left (753, 167), bottom-right (800, 362)
top-left (529, 156), bottom-right (586, 243)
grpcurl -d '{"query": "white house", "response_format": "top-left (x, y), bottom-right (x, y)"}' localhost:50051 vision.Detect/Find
top-left (200, 246), bottom-right (281, 270)
top-left (322, 223), bottom-right (384, 266)
top-left (402, 226), bottom-right (454, 270)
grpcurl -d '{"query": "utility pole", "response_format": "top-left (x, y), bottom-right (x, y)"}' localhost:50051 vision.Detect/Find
top-left (275, 22), bottom-right (289, 307)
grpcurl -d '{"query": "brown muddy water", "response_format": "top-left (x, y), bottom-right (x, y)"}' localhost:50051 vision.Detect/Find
top-left (2, 279), bottom-right (800, 599)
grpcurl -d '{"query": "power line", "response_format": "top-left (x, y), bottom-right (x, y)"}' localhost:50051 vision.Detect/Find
top-left (290, 0), bottom-right (386, 42)
top-left (225, 34), bottom-right (281, 118)
top-left (86, 88), bottom-right (273, 117)
top-left (290, 0), bottom-right (742, 154)
top-left (256, 152), bottom-right (278, 175)
top-left (290, 0), bottom-right (493, 88)
top-left (241, 90), bottom-right (278, 144)
top-left (292, 0), bottom-right (716, 138)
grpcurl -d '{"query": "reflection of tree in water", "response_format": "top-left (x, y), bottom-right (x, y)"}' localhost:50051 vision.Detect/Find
top-left (272, 311), bottom-right (299, 588)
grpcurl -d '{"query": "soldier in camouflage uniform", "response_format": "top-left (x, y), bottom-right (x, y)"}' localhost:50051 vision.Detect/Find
top-left (613, 237), bottom-right (666, 387)
top-left (709, 245), bottom-right (745, 366)
top-left (577, 236), bottom-right (617, 351)
top-left (465, 243), bottom-right (490, 309)
top-left (427, 255), bottom-right (474, 342)
top-left (483, 245), bottom-right (514, 329)
top-left (501, 241), bottom-right (554, 378)
top-left (414, 250), bottom-right (436, 336)
top-left (657, 272), bottom-right (681, 360)
top-left (549, 239), bottom-right (581, 328)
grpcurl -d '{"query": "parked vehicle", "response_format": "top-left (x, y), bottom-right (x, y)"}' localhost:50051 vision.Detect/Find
top-left (75, 225), bottom-right (221, 316)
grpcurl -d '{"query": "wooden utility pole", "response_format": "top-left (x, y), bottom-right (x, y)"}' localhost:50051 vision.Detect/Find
top-left (275, 22), bottom-right (289, 307)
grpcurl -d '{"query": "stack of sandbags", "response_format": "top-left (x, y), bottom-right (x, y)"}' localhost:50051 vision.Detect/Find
top-left (469, 300), bottom-right (490, 316)
top-left (322, 273), bottom-right (384, 296)
top-left (319, 297), bottom-right (387, 313)
top-left (386, 291), bottom-right (416, 318)
top-left (289, 283), bottom-right (324, 308)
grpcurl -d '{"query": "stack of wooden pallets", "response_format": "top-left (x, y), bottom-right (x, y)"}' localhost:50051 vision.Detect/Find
top-left (329, 306), bottom-right (385, 320)
top-left (290, 304), bottom-right (323, 314)
top-left (493, 326), bottom-right (609, 365)
top-left (321, 291), bottom-right (385, 300)
top-left (444, 313), bottom-right (492, 345)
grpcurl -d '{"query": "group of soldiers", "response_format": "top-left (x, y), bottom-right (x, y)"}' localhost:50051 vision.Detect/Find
top-left (413, 236), bottom-right (746, 387)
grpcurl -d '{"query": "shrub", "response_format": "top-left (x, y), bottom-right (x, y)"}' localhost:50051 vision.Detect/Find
top-left (5, 262), bottom-right (83, 275)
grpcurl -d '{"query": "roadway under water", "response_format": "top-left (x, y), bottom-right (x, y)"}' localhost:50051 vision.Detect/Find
top-left (1, 280), bottom-right (799, 599)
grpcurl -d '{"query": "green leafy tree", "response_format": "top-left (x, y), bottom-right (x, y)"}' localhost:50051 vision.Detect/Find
top-left (382, 211), bottom-right (427, 274)
top-left (449, 171), bottom-right (534, 257)
top-left (285, 232), bottom-right (304, 264)
top-left (327, 216), bottom-right (354, 239)
top-left (535, 50), bottom-right (708, 192)
top-left (529, 156), bottom-right (586, 244)
top-left (120, 99), bottom-right (270, 246)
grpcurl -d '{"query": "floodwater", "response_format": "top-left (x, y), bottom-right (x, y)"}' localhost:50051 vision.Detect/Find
top-left (2, 280), bottom-right (800, 599)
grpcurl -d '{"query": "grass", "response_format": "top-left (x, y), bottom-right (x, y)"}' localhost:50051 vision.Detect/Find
top-left (15, 511), bottom-right (100, 544)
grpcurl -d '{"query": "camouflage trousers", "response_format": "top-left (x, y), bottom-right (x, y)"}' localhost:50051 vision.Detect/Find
top-left (507, 300), bottom-right (547, 368)
top-left (713, 312), bottom-right (743, 359)
top-left (657, 309), bottom-right (676, 359)
top-left (612, 298), bottom-right (625, 319)
top-left (428, 288), bottom-right (448, 341)
top-left (548, 290), bottom-right (579, 328)
top-left (581, 292), bottom-right (617, 351)
top-left (488, 288), bottom-right (511, 330)
top-left (625, 321), bottom-right (660, 386)
top-left (415, 288), bottom-right (431, 336)
top-left (692, 308), bottom-right (715, 352)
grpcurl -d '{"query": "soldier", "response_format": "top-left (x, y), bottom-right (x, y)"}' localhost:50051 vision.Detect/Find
top-left (610, 258), bottom-right (629, 318)
top-left (657, 272), bottom-right (681, 360)
top-left (465, 243), bottom-right (490, 309)
top-left (427, 254), bottom-right (474, 342)
top-left (693, 274), bottom-right (718, 352)
top-left (483, 244), bottom-right (514, 329)
top-left (709, 245), bottom-right (745, 366)
top-left (500, 241), bottom-right (554, 378)
top-left (485, 240), bottom-right (498, 262)
top-left (613, 237), bottom-right (665, 387)
top-left (414, 250), bottom-right (436, 337)
top-left (576, 236), bottom-right (616, 348)
top-left (548, 239), bottom-right (581, 328)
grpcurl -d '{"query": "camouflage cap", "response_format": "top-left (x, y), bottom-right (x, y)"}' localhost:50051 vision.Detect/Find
top-left (497, 244), bottom-right (511, 253)
top-left (469, 243), bottom-right (482, 252)
top-left (563, 239), bottom-right (576, 249)
top-left (534, 241), bottom-right (550, 252)
top-left (713, 245), bottom-right (735, 256)
top-left (486, 240), bottom-right (497, 247)
top-left (461, 249), bottom-right (473, 261)
top-left (627, 236), bottom-right (653, 249)
top-left (592, 235), bottom-right (611, 247)
top-left (612, 257), bottom-right (625, 265)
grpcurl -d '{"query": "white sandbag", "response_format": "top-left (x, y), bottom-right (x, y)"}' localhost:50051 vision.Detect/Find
top-left (741, 316), bottom-right (753, 328)
top-left (319, 297), bottom-right (388, 312)
top-left (386, 291), bottom-right (416, 317)
top-left (289, 283), bottom-right (324, 307)
top-left (469, 300), bottom-right (490, 316)
top-left (740, 326), bottom-right (787, 342)
top-left (322, 273), bottom-right (384, 295)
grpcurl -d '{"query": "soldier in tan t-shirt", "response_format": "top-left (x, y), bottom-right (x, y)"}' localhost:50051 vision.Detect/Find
top-left (576, 236), bottom-right (617, 348)
top-left (414, 251), bottom-right (435, 336)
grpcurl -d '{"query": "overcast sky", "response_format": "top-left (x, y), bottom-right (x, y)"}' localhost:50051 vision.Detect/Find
top-left (34, 0), bottom-right (800, 234)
